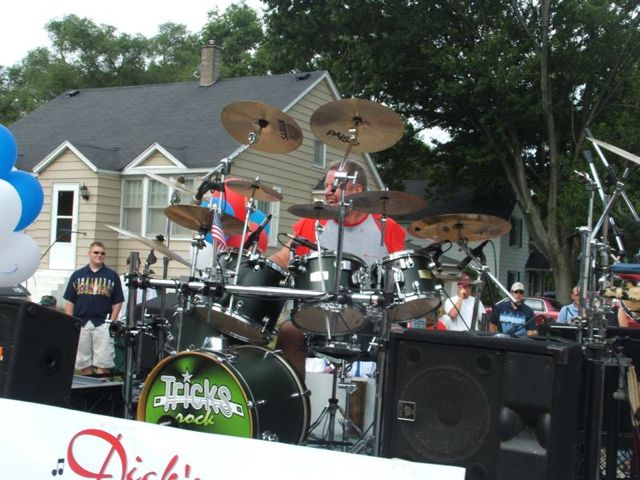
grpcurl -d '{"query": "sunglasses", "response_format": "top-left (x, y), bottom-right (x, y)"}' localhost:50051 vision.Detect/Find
top-left (512, 290), bottom-right (524, 294)
top-left (92, 251), bottom-right (106, 255)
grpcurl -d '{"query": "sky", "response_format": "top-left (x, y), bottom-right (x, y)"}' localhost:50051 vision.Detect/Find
top-left (0, 0), bottom-right (264, 67)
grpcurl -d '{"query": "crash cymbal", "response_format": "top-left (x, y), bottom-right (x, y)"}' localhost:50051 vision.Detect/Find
top-left (226, 179), bottom-right (283, 202)
top-left (145, 172), bottom-right (196, 196)
top-left (588, 137), bottom-right (640, 166)
top-left (105, 225), bottom-right (191, 268)
top-left (221, 101), bottom-right (303, 154)
top-left (347, 190), bottom-right (427, 216)
top-left (408, 213), bottom-right (511, 242)
top-left (164, 205), bottom-right (245, 235)
top-left (310, 98), bottom-right (404, 153)
top-left (288, 202), bottom-right (341, 220)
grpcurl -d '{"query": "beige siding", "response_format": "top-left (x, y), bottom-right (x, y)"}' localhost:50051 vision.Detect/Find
top-left (139, 153), bottom-right (175, 167)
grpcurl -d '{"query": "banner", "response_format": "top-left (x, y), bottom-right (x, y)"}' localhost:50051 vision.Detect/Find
top-left (0, 398), bottom-right (465, 479)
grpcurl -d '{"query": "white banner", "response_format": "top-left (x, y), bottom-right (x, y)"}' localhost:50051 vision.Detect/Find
top-left (0, 398), bottom-right (464, 480)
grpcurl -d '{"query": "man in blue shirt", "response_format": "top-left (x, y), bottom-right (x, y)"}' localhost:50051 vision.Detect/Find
top-left (490, 282), bottom-right (536, 336)
top-left (64, 241), bottom-right (124, 375)
top-left (558, 286), bottom-right (581, 323)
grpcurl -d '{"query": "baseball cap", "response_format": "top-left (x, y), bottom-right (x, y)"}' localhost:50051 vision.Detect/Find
top-left (510, 282), bottom-right (525, 292)
top-left (40, 295), bottom-right (57, 306)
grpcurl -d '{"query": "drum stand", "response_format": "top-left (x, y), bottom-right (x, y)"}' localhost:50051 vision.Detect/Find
top-left (307, 357), bottom-right (364, 451)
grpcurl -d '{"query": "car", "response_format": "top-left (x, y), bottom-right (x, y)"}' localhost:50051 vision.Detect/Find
top-left (484, 296), bottom-right (562, 326)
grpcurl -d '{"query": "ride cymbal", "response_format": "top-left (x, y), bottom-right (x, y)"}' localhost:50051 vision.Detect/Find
top-left (226, 179), bottom-right (283, 202)
top-left (348, 190), bottom-right (427, 216)
top-left (164, 205), bottom-right (244, 235)
top-left (310, 98), bottom-right (404, 153)
top-left (145, 172), bottom-right (196, 196)
top-left (221, 101), bottom-right (303, 154)
top-left (408, 213), bottom-right (511, 242)
top-left (588, 137), bottom-right (640, 166)
top-left (105, 225), bottom-right (191, 268)
top-left (288, 202), bottom-right (341, 220)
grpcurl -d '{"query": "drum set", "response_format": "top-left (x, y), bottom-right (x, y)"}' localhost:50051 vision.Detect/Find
top-left (109, 96), bottom-right (512, 453)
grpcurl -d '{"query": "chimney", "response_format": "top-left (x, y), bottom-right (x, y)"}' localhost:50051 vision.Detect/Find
top-left (199, 41), bottom-right (222, 87)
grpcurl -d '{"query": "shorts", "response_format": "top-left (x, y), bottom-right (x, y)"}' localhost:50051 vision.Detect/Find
top-left (76, 321), bottom-right (115, 370)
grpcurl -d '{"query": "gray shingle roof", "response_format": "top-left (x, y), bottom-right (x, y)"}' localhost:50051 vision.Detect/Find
top-left (10, 71), bottom-right (326, 172)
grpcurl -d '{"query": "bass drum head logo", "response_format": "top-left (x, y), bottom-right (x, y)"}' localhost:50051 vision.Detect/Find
top-left (137, 351), bottom-right (253, 438)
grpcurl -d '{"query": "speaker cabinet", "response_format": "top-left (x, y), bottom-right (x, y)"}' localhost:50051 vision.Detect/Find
top-left (0, 298), bottom-right (81, 407)
top-left (381, 330), bottom-right (583, 480)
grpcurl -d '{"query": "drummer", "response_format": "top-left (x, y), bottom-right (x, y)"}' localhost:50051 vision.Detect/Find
top-left (270, 160), bottom-right (406, 377)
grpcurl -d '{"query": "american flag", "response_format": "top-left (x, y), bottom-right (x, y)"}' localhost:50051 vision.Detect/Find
top-left (211, 209), bottom-right (227, 251)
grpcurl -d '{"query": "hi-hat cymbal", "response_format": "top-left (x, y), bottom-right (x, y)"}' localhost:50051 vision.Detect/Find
top-left (310, 98), bottom-right (404, 153)
top-left (105, 225), bottom-right (191, 268)
top-left (226, 179), bottom-right (283, 202)
top-left (348, 190), bottom-right (427, 216)
top-left (164, 205), bottom-right (244, 234)
top-left (588, 137), bottom-right (640, 166)
top-left (221, 101), bottom-right (303, 154)
top-left (145, 172), bottom-right (196, 196)
top-left (288, 202), bottom-right (341, 220)
top-left (408, 213), bottom-right (511, 242)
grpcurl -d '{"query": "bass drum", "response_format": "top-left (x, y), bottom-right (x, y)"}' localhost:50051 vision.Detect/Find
top-left (137, 346), bottom-right (310, 445)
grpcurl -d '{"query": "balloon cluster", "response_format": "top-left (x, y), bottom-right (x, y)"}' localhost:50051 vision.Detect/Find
top-left (0, 125), bottom-right (43, 287)
top-left (193, 178), bottom-right (272, 271)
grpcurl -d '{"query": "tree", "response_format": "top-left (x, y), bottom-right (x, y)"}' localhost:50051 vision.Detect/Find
top-left (261, 0), bottom-right (640, 302)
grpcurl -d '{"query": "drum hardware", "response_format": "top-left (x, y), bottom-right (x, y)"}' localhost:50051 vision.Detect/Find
top-left (145, 172), bottom-right (196, 197)
top-left (105, 225), bottom-right (192, 268)
top-left (309, 98), bottom-right (404, 154)
top-left (220, 100), bottom-right (303, 154)
top-left (306, 357), bottom-right (365, 451)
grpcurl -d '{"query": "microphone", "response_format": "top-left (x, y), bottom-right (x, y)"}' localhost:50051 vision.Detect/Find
top-left (285, 233), bottom-right (320, 252)
top-left (60, 229), bottom-right (87, 236)
top-left (573, 170), bottom-right (592, 184)
top-left (456, 240), bottom-right (489, 270)
top-left (193, 177), bottom-right (223, 205)
top-left (421, 240), bottom-right (449, 259)
top-left (243, 214), bottom-right (272, 250)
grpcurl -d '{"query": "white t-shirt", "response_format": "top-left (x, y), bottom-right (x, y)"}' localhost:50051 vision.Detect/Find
top-left (443, 295), bottom-right (485, 331)
top-left (119, 274), bottom-right (158, 321)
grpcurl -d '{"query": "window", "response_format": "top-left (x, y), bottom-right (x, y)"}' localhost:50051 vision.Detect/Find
top-left (121, 176), bottom-right (197, 237)
top-left (507, 271), bottom-right (520, 289)
top-left (313, 140), bottom-right (326, 168)
top-left (509, 217), bottom-right (523, 247)
top-left (256, 186), bottom-right (281, 247)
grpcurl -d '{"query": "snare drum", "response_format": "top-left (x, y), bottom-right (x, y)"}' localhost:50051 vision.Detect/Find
top-left (137, 346), bottom-right (310, 444)
top-left (292, 251), bottom-right (368, 336)
top-left (382, 250), bottom-right (440, 322)
top-left (195, 249), bottom-right (289, 344)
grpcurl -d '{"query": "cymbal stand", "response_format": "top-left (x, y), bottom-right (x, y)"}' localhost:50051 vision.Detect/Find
top-left (123, 251), bottom-right (140, 419)
top-left (307, 357), bottom-right (363, 450)
top-left (158, 187), bottom-right (181, 327)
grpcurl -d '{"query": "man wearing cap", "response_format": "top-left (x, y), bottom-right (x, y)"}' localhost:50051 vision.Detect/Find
top-left (443, 274), bottom-right (485, 331)
top-left (490, 282), bottom-right (536, 336)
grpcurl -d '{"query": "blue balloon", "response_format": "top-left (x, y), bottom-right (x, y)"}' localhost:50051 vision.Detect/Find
top-left (6, 170), bottom-right (44, 231)
top-left (0, 125), bottom-right (18, 178)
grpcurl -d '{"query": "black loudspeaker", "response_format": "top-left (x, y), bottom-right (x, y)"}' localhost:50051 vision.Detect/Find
top-left (69, 375), bottom-right (124, 417)
top-left (381, 330), bottom-right (583, 480)
top-left (0, 298), bottom-right (81, 407)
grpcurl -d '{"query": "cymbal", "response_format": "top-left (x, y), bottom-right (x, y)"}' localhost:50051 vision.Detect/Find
top-left (288, 202), bottom-right (341, 220)
top-left (226, 179), bottom-right (283, 202)
top-left (588, 137), bottom-right (640, 166)
top-left (221, 101), bottom-right (303, 154)
top-left (145, 172), bottom-right (195, 196)
top-left (105, 225), bottom-right (191, 268)
top-left (408, 213), bottom-right (511, 242)
top-left (164, 205), bottom-right (244, 235)
top-left (310, 98), bottom-right (404, 153)
top-left (348, 190), bottom-right (427, 216)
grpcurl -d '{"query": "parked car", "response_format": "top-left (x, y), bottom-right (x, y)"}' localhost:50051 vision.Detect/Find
top-left (484, 296), bottom-right (562, 326)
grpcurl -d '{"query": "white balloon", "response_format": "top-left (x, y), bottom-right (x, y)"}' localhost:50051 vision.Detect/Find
top-left (0, 179), bottom-right (21, 245)
top-left (0, 232), bottom-right (40, 287)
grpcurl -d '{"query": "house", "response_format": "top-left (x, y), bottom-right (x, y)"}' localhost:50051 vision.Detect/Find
top-left (10, 44), bottom-right (388, 303)
top-left (400, 180), bottom-right (551, 298)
